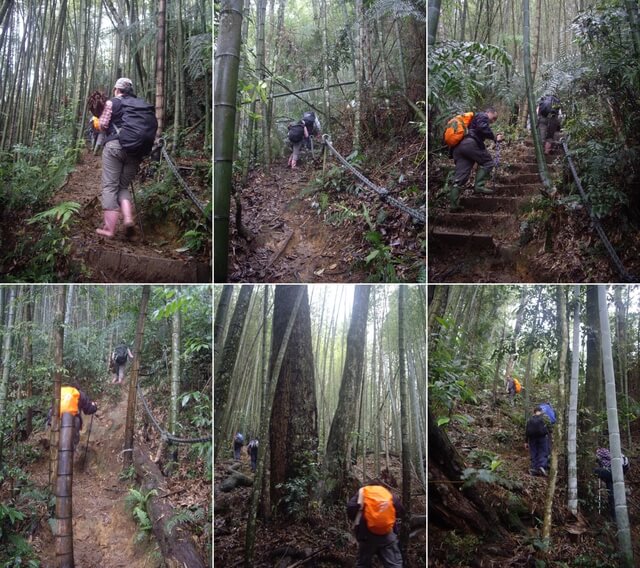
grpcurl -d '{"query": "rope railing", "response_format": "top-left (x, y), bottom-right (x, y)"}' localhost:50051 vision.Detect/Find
top-left (137, 383), bottom-right (211, 445)
top-left (157, 139), bottom-right (207, 217)
top-left (321, 134), bottom-right (426, 224)
top-left (561, 138), bottom-right (635, 282)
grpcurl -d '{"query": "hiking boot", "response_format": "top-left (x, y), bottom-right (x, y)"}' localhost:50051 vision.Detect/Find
top-left (96, 210), bottom-right (119, 238)
top-left (120, 199), bottom-right (135, 237)
top-left (473, 167), bottom-right (494, 195)
top-left (450, 184), bottom-right (464, 211)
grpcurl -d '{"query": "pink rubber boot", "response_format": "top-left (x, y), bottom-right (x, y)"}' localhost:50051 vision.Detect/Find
top-left (96, 210), bottom-right (119, 237)
top-left (120, 199), bottom-right (135, 237)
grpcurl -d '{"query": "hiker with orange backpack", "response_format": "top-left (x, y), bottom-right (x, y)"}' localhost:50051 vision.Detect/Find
top-left (444, 107), bottom-right (504, 211)
top-left (347, 482), bottom-right (405, 567)
top-left (506, 375), bottom-right (522, 405)
top-left (47, 384), bottom-right (98, 450)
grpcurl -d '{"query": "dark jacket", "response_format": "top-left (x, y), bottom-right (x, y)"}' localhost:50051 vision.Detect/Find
top-left (525, 414), bottom-right (548, 441)
top-left (105, 96), bottom-right (132, 143)
top-left (347, 488), bottom-right (405, 542)
top-left (467, 112), bottom-right (497, 146)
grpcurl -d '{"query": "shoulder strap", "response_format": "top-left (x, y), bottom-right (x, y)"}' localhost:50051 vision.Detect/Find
top-left (353, 487), bottom-right (364, 529)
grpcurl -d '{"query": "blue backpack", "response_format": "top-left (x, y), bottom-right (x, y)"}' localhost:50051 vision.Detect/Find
top-left (539, 403), bottom-right (556, 424)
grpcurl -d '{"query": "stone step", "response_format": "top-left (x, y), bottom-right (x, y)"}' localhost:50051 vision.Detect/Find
top-left (490, 183), bottom-right (541, 196)
top-left (496, 172), bottom-right (540, 185)
top-left (460, 195), bottom-right (526, 213)
top-left (429, 228), bottom-right (496, 251)
top-left (501, 163), bottom-right (539, 174)
top-left (431, 211), bottom-right (515, 233)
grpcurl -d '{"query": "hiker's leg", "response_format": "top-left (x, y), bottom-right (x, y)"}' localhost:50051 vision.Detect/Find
top-left (117, 153), bottom-right (141, 227)
top-left (99, 141), bottom-right (126, 236)
top-left (452, 139), bottom-right (475, 187)
top-left (472, 146), bottom-right (494, 194)
top-left (291, 141), bottom-right (302, 168)
top-left (378, 539), bottom-right (403, 568)
top-left (356, 541), bottom-right (375, 568)
top-left (118, 364), bottom-right (125, 383)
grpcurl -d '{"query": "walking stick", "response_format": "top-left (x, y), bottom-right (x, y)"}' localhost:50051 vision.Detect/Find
top-left (80, 414), bottom-right (94, 471)
top-left (598, 478), bottom-right (601, 514)
top-left (491, 140), bottom-right (501, 192)
top-left (129, 182), bottom-right (145, 240)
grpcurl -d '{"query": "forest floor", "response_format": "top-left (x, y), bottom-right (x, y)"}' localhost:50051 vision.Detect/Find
top-left (214, 451), bottom-right (426, 567)
top-left (23, 386), bottom-right (210, 567)
top-left (228, 140), bottom-right (425, 283)
top-left (429, 390), bottom-right (640, 566)
top-left (428, 135), bottom-right (640, 283)
top-left (31, 149), bottom-right (210, 282)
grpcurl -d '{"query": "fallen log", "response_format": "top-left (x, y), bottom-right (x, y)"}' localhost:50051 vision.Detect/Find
top-left (220, 470), bottom-right (253, 492)
top-left (133, 446), bottom-right (206, 568)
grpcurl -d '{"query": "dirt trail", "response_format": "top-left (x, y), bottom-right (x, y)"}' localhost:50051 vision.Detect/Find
top-left (429, 139), bottom-right (558, 282)
top-left (34, 394), bottom-right (158, 568)
top-left (52, 150), bottom-right (210, 282)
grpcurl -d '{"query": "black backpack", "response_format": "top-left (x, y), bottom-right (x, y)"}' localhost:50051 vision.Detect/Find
top-left (114, 345), bottom-right (128, 364)
top-left (538, 95), bottom-right (560, 118)
top-left (302, 111), bottom-right (316, 135)
top-left (526, 415), bottom-right (548, 438)
top-left (115, 97), bottom-right (158, 156)
top-left (288, 123), bottom-right (305, 143)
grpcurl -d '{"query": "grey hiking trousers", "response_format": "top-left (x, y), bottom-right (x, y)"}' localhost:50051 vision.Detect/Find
top-left (356, 534), bottom-right (403, 567)
top-left (101, 139), bottom-right (141, 210)
top-left (452, 136), bottom-right (494, 186)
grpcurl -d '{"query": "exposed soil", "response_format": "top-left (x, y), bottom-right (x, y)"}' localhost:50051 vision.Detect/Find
top-left (228, 144), bottom-right (425, 283)
top-left (214, 450), bottom-right (426, 567)
top-left (52, 150), bottom-right (210, 283)
top-left (429, 139), bottom-right (560, 282)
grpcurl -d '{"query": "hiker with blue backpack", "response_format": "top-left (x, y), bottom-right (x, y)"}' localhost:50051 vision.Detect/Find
top-left (111, 341), bottom-right (134, 384)
top-left (538, 402), bottom-right (556, 468)
top-left (347, 482), bottom-right (405, 567)
top-left (97, 77), bottom-right (158, 238)
top-left (233, 432), bottom-right (244, 460)
top-left (287, 111), bottom-right (321, 169)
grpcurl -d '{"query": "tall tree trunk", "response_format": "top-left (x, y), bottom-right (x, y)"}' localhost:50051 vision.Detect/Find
top-left (567, 285), bottom-right (580, 515)
top-left (428, 0), bottom-right (442, 46)
top-left (123, 286), bottom-right (151, 470)
top-left (324, 286), bottom-right (371, 503)
top-left (214, 285), bottom-right (234, 359)
top-left (23, 286), bottom-right (34, 438)
top-left (49, 286), bottom-right (66, 491)
top-left (398, 286), bottom-right (411, 556)
top-left (154, 0), bottom-right (166, 137)
top-left (213, 0), bottom-right (244, 282)
top-left (598, 286), bottom-right (634, 567)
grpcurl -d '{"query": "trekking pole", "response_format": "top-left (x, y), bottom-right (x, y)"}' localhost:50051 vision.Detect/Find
top-left (80, 414), bottom-right (94, 470)
top-left (598, 478), bottom-right (601, 514)
top-left (129, 182), bottom-right (145, 240)
top-left (491, 140), bottom-right (501, 192)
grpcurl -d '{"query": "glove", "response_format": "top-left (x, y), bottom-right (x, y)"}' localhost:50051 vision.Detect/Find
top-left (92, 116), bottom-right (100, 130)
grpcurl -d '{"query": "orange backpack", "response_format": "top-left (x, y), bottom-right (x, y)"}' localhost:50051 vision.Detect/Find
top-left (360, 485), bottom-right (396, 535)
top-left (513, 378), bottom-right (522, 393)
top-left (444, 112), bottom-right (474, 147)
top-left (60, 386), bottom-right (80, 416)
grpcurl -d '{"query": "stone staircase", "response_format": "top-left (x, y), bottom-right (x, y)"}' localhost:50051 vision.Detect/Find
top-left (429, 139), bottom-right (558, 282)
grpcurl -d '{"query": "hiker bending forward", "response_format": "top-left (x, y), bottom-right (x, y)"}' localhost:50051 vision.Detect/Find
top-left (525, 406), bottom-right (549, 477)
top-left (111, 341), bottom-right (134, 384)
top-left (97, 77), bottom-right (155, 238)
top-left (347, 483), bottom-right (404, 568)
top-left (450, 107), bottom-right (504, 210)
top-left (594, 447), bottom-right (630, 521)
top-left (49, 385), bottom-right (98, 450)
top-left (287, 111), bottom-right (321, 169)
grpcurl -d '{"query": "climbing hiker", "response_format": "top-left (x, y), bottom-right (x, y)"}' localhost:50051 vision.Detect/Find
top-left (525, 406), bottom-right (549, 477)
top-left (111, 341), bottom-right (134, 384)
top-left (538, 402), bottom-right (557, 467)
top-left (48, 384), bottom-right (98, 450)
top-left (536, 94), bottom-right (561, 155)
top-left (347, 482), bottom-right (404, 568)
top-left (505, 375), bottom-right (521, 405)
top-left (87, 90), bottom-right (108, 154)
top-left (247, 438), bottom-right (259, 472)
top-left (446, 107), bottom-right (504, 211)
top-left (97, 77), bottom-right (158, 238)
top-left (233, 432), bottom-right (244, 460)
top-left (287, 111), bottom-right (321, 169)
top-left (594, 447), bottom-right (630, 521)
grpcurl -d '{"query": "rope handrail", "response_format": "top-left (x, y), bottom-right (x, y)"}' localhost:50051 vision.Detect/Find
top-left (137, 383), bottom-right (211, 444)
top-left (322, 134), bottom-right (426, 224)
top-left (158, 139), bottom-right (208, 217)
top-left (561, 138), bottom-right (635, 282)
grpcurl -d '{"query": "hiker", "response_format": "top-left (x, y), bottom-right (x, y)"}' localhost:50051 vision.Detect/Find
top-left (287, 111), bottom-right (321, 169)
top-left (247, 438), bottom-right (259, 472)
top-left (536, 94), bottom-right (561, 155)
top-left (233, 432), bottom-right (244, 460)
top-left (525, 406), bottom-right (549, 476)
top-left (87, 90), bottom-right (107, 154)
top-left (48, 385), bottom-right (98, 450)
top-left (448, 107), bottom-right (504, 210)
top-left (505, 376), bottom-right (521, 405)
top-left (111, 341), bottom-right (134, 384)
top-left (594, 447), bottom-right (630, 520)
top-left (538, 402), bottom-right (557, 467)
top-left (97, 77), bottom-right (157, 238)
top-left (347, 482), bottom-right (404, 568)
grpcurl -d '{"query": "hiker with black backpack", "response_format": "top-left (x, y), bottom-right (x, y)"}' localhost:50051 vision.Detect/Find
top-left (347, 482), bottom-right (404, 567)
top-left (525, 406), bottom-right (549, 477)
top-left (111, 341), bottom-right (134, 384)
top-left (97, 77), bottom-right (158, 238)
top-left (536, 94), bottom-right (561, 155)
top-left (445, 107), bottom-right (504, 211)
top-left (287, 111), bottom-right (321, 169)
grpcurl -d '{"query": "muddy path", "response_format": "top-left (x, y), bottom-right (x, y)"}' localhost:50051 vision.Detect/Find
top-left (228, 152), bottom-right (425, 282)
top-left (33, 394), bottom-right (158, 568)
top-left (53, 150), bottom-right (210, 283)
top-left (429, 139), bottom-right (559, 282)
